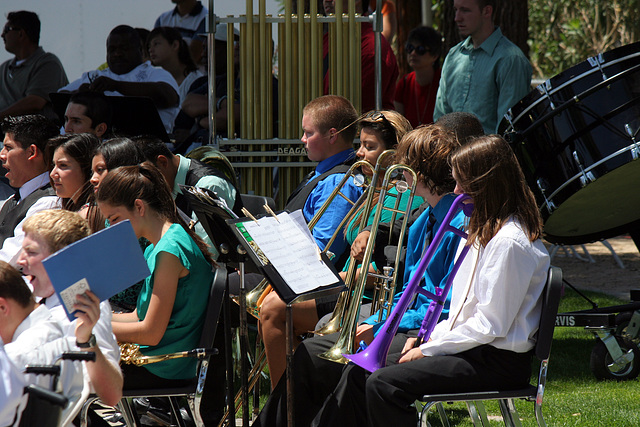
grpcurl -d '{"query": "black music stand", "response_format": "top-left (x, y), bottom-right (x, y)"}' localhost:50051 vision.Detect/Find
top-left (179, 186), bottom-right (251, 427)
top-left (226, 213), bottom-right (346, 427)
top-left (50, 92), bottom-right (170, 142)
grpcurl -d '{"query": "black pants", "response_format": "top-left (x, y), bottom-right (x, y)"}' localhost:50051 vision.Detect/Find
top-left (251, 329), bottom-right (417, 427)
top-left (312, 344), bottom-right (532, 427)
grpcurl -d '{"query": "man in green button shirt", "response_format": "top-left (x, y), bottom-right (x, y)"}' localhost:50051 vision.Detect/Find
top-left (434, 0), bottom-right (532, 134)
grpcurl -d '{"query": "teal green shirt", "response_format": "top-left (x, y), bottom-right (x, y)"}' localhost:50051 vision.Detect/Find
top-left (434, 27), bottom-right (532, 134)
top-left (138, 223), bottom-right (214, 380)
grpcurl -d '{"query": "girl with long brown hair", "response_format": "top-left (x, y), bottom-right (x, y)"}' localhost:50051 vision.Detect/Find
top-left (96, 162), bottom-right (214, 387)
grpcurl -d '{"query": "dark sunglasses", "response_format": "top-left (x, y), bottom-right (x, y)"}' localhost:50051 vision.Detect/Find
top-left (1, 25), bottom-right (21, 36)
top-left (406, 43), bottom-right (429, 56)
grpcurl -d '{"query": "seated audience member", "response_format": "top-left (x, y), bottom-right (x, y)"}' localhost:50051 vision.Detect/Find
top-left (46, 133), bottom-right (101, 213)
top-left (0, 115), bottom-right (59, 263)
top-left (63, 92), bottom-right (113, 139)
top-left (0, 338), bottom-right (24, 426)
top-left (394, 26), bottom-right (443, 127)
top-left (322, 0), bottom-right (398, 111)
top-left (148, 26), bottom-right (204, 105)
top-left (154, 0), bottom-right (208, 65)
top-left (0, 260), bottom-right (86, 421)
top-left (96, 163), bottom-right (214, 389)
top-left (17, 210), bottom-right (123, 407)
top-left (0, 11), bottom-right (68, 121)
top-left (59, 25), bottom-right (179, 134)
top-left (259, 110), bottom-right (417, 389)
top-left (253, 123), bottom-right (465, 427)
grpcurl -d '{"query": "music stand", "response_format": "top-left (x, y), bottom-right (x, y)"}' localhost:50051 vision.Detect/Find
top-left (226, 212), bottom-right (345, 427)
top-left (179, 186), bottom-right (250, 427)
top-left (50, 92), bottom-right (170, 142)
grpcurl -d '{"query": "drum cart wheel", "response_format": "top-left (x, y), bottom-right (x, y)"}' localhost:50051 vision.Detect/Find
top-left (556, 281), bottom-right (640, 380)
top-left (590, 333), bottom-right (640, 380)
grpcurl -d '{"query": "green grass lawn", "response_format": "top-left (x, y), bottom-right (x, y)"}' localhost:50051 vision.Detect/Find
top-left (423, 287), bottom-right (640, 426)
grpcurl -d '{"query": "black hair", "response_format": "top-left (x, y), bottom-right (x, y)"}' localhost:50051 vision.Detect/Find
top-left (133, 135), bottom-right (175, 163)
top-left (7, 11), bottom-right (40, 44)
top-left (407, 26), bottom-right (443, 64)
top-left (94, 137), bottom-right (145, 170)
top-left (68, 92), bottom-right (113, 131)
top-left (1, 115), bottom-right (59, 152)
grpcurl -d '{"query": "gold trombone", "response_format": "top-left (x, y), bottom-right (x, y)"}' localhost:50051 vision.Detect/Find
top-left (313, 149), bottom-right (399, 336)
top-left (317, 163), bottom-right (417, 364)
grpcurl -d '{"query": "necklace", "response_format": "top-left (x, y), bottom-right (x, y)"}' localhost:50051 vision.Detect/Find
top-left (414, 72), bottom-right (434, 125)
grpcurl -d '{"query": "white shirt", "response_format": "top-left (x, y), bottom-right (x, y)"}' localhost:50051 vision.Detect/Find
top-left (421, 218), bottom-right (550, 357)
top-left (0, 172), bottom-right (59, 265)
top-left (46, 294), bottom-right (121, 375)
top-left (178, 69), bottom-right (205, 104)
top-left (4, 305), bottom-right (84, 423)
top-left (0, 338), bottom-right (24, 427)
top-left (59, 61), bottom-right (180, 133)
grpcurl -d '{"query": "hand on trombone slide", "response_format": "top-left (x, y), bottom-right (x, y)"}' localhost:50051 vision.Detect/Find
top-left (398, 337), bottom-right (426, 364)
top-left (350, 230), bottom-right (371, 261)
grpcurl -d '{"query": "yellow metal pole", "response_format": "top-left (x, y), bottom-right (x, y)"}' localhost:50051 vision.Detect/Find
top-left (284, 0), bottom-right (293, 138)
top-left (227, 20), bottom-right (235, 137)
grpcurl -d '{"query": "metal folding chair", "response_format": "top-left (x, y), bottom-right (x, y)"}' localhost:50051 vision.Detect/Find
top-left (418, 266), bottom-right (563, 427)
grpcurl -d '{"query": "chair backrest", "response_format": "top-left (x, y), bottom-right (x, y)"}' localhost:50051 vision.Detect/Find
top-left (18, 385), bottom-right (68, 427)
top-left (240, 194), bottom-right (276, 216)
top-left (199, 266), bottom-right (228, 349)
top-left (534, 266), bottom-right (563, 361)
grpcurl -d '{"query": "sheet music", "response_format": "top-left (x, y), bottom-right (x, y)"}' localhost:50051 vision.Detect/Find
top-left (242, 211), bottom-right (337, 294)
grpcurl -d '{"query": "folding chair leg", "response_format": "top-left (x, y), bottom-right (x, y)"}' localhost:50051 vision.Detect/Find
top-left (435, 402), bottom-right (451, 427)
top-left (465, 401), bottom-right (490, 426)
top-left (534, 402), bottom-right (547, 427)
top-left (498, 399), bottom-right (523, 427)
top-left (169, 397), bottom-right (187, 427)
top-left (118, 398), bottom-right (140, 427)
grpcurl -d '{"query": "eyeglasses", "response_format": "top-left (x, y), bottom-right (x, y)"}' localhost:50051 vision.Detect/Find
top-left (1, 25), bottom-right (21, 36)
top-left (333, 111), bottom-right (391, 138)
top-left (405, 43), bottom-right (429, 56)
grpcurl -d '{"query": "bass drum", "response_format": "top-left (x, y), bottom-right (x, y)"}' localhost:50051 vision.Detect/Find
top-left (501, 42), bottom-right (640, 244)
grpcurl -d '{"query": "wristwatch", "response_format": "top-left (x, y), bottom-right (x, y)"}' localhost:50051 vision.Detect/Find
top-left (76, 333), bottom-right (97, 348)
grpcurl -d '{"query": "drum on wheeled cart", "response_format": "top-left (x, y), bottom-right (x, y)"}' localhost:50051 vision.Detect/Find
top-left (500, 42), bottom-right (640, 380)
top-left (500, 41), bottom-right (640, 245)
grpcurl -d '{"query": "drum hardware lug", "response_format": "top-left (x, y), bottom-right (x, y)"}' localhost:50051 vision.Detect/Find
top-left (540, 81), bottom-right (555, 109)
top-left (588, 53), bottom-right (607, 80)
top-left (503, 108), bottom-right (515, 128)
top-left (573, 151), bottom-right (596, 186)
top-left (624, 124), bottom-right (640, 160)
top-left (536, 179), bottom-right (556, 213)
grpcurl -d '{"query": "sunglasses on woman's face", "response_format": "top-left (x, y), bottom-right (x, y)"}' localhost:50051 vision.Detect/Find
top-left (406, 43), bottom-right (429, 56)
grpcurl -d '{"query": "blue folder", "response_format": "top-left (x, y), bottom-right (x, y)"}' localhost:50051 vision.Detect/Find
top-left (42, 220), bottom-right (150, 321)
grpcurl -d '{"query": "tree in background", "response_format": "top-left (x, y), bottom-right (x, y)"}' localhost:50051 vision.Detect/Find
top-left (528, 0), bottom-right (640, 79)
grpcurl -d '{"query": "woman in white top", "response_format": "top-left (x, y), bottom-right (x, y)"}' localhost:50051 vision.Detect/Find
top-left (147, 27), bottom-right (204, 105)
top-left (309, 134), bottom-right (550, 427)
